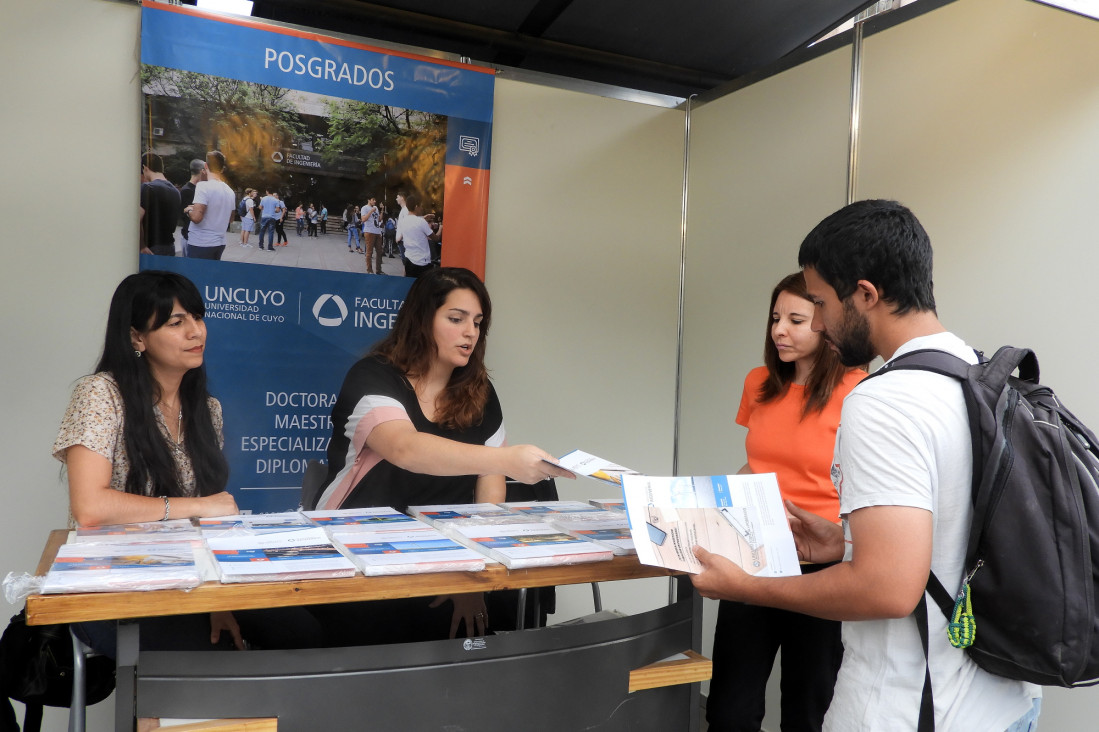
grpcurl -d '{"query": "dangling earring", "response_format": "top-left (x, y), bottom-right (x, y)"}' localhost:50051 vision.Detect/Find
top-left (134, 350), bottom-right (143, 358)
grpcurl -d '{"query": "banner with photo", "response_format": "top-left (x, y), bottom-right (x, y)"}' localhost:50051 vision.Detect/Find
top-left (139, 1), bottom-right (495, 511)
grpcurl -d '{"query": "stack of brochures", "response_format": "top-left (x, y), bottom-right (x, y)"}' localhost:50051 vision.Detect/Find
top-left (198, 512), bottom-right (315, 536)
top-left (439, 517), bottom-right (614, 569)
top-left (330, 525), bottom-right (487, 576)
top-left (545, 510), bottom-right (635, 556)
top-left (587, 498), bottom-right (626, 512)
top-left (205, 526), bottom-right (357, 583)
top-left (498, 500), bottom-right (608, 518)
top-left (73, 519), bottom-right (201, 544)
top-left (42, 541), bottom-right (203, 593)
top-left (303, 507), bottom-right (422, 533)
top-left (407, 503), bottom-right (519, 528)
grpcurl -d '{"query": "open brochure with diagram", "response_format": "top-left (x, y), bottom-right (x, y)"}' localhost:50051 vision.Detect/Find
top-left (42, 541), bottom-right (204, 593)
top-left (621, 472), bottom-right (801, 577)
top-left (205, 526), bottom-right (357, 583)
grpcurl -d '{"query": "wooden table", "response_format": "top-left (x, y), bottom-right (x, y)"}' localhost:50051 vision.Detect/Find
top-left (28, 529), bottom-right (709, 732)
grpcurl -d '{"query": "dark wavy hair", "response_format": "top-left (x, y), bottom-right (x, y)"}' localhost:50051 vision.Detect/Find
top-left (797, 199), bottom-right (936, 315)
top-left (372, 267), bottom-right (492, 429)
top-left (96, 271), bottom-right (228, 497)
top-left (757, 272), bottom-right (851, 417)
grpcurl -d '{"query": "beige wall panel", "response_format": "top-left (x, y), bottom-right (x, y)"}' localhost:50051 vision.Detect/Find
top-left (678, 49), bottom-right (852, 478)
top-left (859, 0), bottom-right (1099, 413)
top-left (0, 0), bottom-right (141, 728)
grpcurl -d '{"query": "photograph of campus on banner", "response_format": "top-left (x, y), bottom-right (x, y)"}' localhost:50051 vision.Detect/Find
top-left (141, 64), bottom-right (446, 276)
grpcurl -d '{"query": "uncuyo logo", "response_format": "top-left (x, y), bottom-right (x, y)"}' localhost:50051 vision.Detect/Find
top-left (312, 294), bottom-right (349, 327)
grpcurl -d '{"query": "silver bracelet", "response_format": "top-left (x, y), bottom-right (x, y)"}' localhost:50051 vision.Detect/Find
top-left (161, 495), bottom-right (170, 521)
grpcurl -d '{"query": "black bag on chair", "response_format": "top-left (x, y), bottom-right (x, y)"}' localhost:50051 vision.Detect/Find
top-left (0, 610), bottom-right (114, 732)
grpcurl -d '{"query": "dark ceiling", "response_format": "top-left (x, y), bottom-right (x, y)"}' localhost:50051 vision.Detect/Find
top-left (246, 0), bottom-right (881, 99)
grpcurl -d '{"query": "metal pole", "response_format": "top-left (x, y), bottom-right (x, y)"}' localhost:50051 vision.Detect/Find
top-left (847, 20), bottom-right (865, 205)
top-left (670, 94), bottom-right (695, 606)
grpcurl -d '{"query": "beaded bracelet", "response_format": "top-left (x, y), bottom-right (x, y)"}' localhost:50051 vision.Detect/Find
top-left (160, 495), bottom-right (171, 521)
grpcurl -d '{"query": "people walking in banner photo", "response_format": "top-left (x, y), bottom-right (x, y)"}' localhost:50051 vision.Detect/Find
top-left (706, 271), bottom-right (865, 732)
top-left (257, 187), bottom-right (281, 252)
top-left (178, 158), bottom-right (207, 258)
top-left (309, 267), bottom-right (575, 645)
top-left (295, 203), bottom-right (305, 236)
top-left (238, 188), bottom-right (257, 247)
top-left (139, 152), bottom-right (181, 257)
top-left (274, 192), bottom-right (289, 247)
top-left (52, 270), bottom-right (322, 659)
top-left (399, 193), bottom-right (440, 279)
top-left (361, 195), bottom-right (384, 274)
top-left (344, 204), bottom-right (362, 252)
top-left (307, 203), bottom-right (319, 237)
top-left (319, 203), bottom-right (328, 235)
top-left (183, 150), bottom-right (235, 261)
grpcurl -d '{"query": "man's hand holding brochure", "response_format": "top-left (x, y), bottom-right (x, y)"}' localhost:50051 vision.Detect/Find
top-left (558, 450), bottom-right (802, 577)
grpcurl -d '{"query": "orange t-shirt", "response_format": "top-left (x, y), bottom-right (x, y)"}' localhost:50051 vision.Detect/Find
top-left (737, 366), bottom-right (866, 522)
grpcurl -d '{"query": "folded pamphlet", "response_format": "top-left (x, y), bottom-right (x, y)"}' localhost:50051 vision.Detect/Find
top-left (555, 450), bottom-right (640, 487)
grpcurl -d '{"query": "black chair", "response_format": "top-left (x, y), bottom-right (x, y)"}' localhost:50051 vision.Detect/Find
top-left (299, 459), bottom-right (328, 511)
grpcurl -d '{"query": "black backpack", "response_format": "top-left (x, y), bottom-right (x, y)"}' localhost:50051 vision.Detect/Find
top-left (872, 347), bottom-right (1099, 726)
top-left (0, 611), bottom-right (115, 732)
top-left (238, 198), bottom-right (249, 218)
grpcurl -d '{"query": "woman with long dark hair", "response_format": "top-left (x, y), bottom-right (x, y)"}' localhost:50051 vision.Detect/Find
top-left (53, 271), bottom-right (320, 656)
top-left (313, 267), bottom-right (572, 642)
top-left (706, 272), bottom-right (865, 732)
top-left (54, 271), bottom-right (236, 526)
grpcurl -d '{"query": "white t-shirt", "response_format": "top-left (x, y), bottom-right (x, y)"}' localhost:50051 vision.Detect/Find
top-left (401, 214), bottom-right (433, 266)
top-left (243, 196), bottom-right (255, 221)
top-left (395, 206), bottom-right (408, 242)
top-left (361, 204), bottom-right (383, 234)
top-left (188, 179), bottom-right (235, 249)
top-left (825, 332), bottom-right (1039, 732)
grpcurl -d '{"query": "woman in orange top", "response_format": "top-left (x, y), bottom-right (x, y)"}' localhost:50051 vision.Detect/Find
top-left (707, 272), bottom-right (865, 732)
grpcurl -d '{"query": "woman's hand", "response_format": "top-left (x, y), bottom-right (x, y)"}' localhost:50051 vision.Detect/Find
top-left (197, 491), bottom-right (239, 518)
top-left (502, 445), bottom-right (576, 484)
top-left (785, 500), bottom-right (845, 564)
top-left (430, 593), bottom-right (488, 638)
top-left (209, 611), bottom-right (244, 649)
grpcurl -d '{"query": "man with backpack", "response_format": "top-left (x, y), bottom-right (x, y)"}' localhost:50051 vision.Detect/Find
top-left (692, 200), bottom-right (1041, 731)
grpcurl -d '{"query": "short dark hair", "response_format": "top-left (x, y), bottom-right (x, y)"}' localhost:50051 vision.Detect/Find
top-left (797, 199), bottom-right (936, 315)
top-left (205, 150), bottom-right (226, 174)
top-left (141, 152), bottom-right (164, 174)
top-left (189, 158), bottom-right (206, 176)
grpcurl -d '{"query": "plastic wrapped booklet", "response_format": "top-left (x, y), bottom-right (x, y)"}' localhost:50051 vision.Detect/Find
top-left (42, 541), bottom-right (203, 594)
top-left (303, 507), bottom-right (421, 533)
top-left (546, 512), bottom-right (636, 556)
top-left (497, 500), bottom-right (607, 517)
top-left (205, 527), bottom-right (358, 583)
top-left (73, 519), bottom-right (201, 544)
top-left (407, 503), bottom-right (518, 528)
top-left (330, 526), bottom-right (487, 576)
top-left (621, 473), bottom-right (801, 577)
top-left (198, 512), bottom-right (314, 536)
top-left (439, 518), bottom-right (614, 569)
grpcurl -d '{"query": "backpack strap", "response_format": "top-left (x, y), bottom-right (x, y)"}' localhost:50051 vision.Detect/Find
top-left (915, 594), bottom-right (937, 732)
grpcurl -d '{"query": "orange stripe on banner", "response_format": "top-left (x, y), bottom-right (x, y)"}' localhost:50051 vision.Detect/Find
top-left (442, 166), bottom-right (490, 280)
top-left (142, 0), bottom-right (495, 74)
